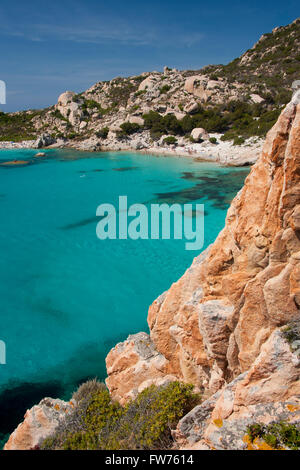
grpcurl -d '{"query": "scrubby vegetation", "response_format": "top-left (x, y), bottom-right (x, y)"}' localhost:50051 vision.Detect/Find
top-left (160, 85), bottom-right (171, 94)
top-left (247, 421), bottom-right (300, 450)
top-left (106, 78), bottom-right (139, 107)
top-left (0, 111), bottom-right (39, 141)
top-left (41, 381), bottom-right (200, 450)
top-left (118, 122), bottom-right (142, 137)
top-left (95, 127), bottom-right (109, 139)
top-left (200, 19), bottom-right (300, 104)
top-left (51, 109), bottom-right (68, 121)
top-left (282, 322), bottom-right (300, 353)
top-left (143, 101), bottom-right (281, 142)
top-left (163, 136), bottom-right (177, 145)
top-left (1, 20), bottom-right (297, 144)
top-left (81, 99), bottom-right (109, 116)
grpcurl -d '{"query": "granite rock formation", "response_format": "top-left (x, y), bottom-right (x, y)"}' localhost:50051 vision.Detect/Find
top-left (105, 91), bottom-right (300, 447)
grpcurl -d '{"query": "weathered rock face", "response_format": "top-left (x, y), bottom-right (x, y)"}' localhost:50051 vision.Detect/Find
top-left (105, 331), bottom-right (179, 404)
top-left (4, 398), bottom-right (74, 450)
top-left (105, 92), bottom-right (300, 407)
top-left (176, 328), bottom-right (300, 449)
top-left (56, 91), bottom-right (84, 127)
top-left (34, 133), bottom-right (56, 148)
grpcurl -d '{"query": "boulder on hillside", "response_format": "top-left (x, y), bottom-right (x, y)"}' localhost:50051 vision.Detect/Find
top-left (79, 121), bottom-right (88, 130)
top-left (191, 128), bottom-right (209, 142)
top-left (250, 93), bottom-right (265, 104)
top-left (184, 102), bottom-right (199, 114)
top-left (128, 115), bottom-right (144, 126)
top-left (57, 91), bottom-right (76, 107)
top-left (138, 76), bottom-right (157, 92)
top-left (184, 76), bottom-right (211, 102)
top-left (56, 91), bottom-right (84, 126)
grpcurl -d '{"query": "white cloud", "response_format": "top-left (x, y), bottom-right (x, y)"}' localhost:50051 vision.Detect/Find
top-left (0, 15), bottom-right (204, 48)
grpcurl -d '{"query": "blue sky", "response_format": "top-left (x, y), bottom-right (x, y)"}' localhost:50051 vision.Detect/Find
top-left (0, 0), bottom-right (298, 111)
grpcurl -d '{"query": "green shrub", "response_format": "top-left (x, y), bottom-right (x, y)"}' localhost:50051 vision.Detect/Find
top-left (67, 132), bottom-right (78, 140)
top-left (81, 99), bottom-right (109, 115)
top-left (0, 110), bottom-right (43, 141)
top-left (95, 127), bottom-right (109, 139)
top-left (247, 421), bottom-right (300, 450)
top-left (41, 385), bottom-right (123, 450)
top-left (160, 85), bottom-right (171, 94)
top-left (163, 136), bottom-right (178, 145)
top-left (51, 109), bottom-right (68, 121)
top-left (118, 122), bottom-right (142, 136)
top-left (282, 322), bottom-right (300, 352)
top-left (209, 137), bottom-right (217, 144)
top-left (233, 136), bottom-right (245, 145)
top-left (72, 379), bottom-right (107, 403)
top-left (134, 90), bottom-right (146, 97)
top-left (41, 381), bottom-right (200, 450)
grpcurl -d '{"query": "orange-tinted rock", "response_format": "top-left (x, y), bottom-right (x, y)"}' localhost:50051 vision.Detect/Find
top-left (106, 92), bottom-right (300, 402)
top-left (0, 160), bottom-right (29, 166)
top-left (105, 332), bottom-right (173, 403)
top-left (177, 328), bottom-right (300, 450)
top-left (4, 398), bottom-right (73, 450)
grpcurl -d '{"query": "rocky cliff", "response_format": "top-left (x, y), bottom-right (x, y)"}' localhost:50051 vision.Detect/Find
top-left (105, 90), bottom-right (300, 448)
top-left (3, 90), bottom-right (300, 451)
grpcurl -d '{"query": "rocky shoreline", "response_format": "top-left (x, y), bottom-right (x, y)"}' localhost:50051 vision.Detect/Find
top-left (0, 132), bottom-right (263, 167)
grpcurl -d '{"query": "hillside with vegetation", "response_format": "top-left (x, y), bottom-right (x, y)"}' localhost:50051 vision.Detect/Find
top-left (0, 17), bottom-right (299, 157)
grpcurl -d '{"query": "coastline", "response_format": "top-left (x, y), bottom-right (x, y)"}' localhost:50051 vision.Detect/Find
top-left (0, 133), bottom-right (263, 167)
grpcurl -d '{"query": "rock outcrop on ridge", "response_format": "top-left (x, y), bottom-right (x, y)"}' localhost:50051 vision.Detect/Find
top-left (105, 90), bottom-right (300, 448)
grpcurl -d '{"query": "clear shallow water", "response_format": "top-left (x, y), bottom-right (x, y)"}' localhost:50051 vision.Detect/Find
top-left (0, 149), bottom-right (249, 441)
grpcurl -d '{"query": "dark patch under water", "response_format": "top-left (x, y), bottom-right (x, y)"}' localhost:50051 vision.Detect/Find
top-left (60, 213), bottom-right (109, 231)
top-left (77, 169), bottom-right (104, 174)
top-left (61, 216), bottom-right (99, 230)
top-left (151, 170), bottom-right (248, 210)
top-left (0, 381), bottom-right (65, 446)
top-left (113, 166), bottom-right (138, 172)
top-left (0, 329), bottom-right (133, 446)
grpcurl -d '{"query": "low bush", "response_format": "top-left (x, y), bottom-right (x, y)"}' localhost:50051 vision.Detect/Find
top-left (72, 379), bottom-right (107, 403)
top-left (163, 136), bottom-right (177, 145)
top-left (282, 322), bottom-right (300, 352)
top-left (134, 90), bottom-right (146, 97)
top-left (41, 381), bottom-right (200, 450)
top-left (118, 122), bottom-right (142, 137)
top-left (0, 110), bottom-right (40, 141)
top-left (51, 109), bottom-right (68, 121)
top-left (159, 85), bottom-right (171, 94)
top-left (247, 421), bottom-right (300, 450)
top-left (95, 127), bottom-right (109, 139)
top-left (233, 136), bottom-right (245, 145)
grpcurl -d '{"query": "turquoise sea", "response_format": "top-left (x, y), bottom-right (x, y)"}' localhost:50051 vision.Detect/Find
top-left (0, 149), bottom-right (249, 443)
